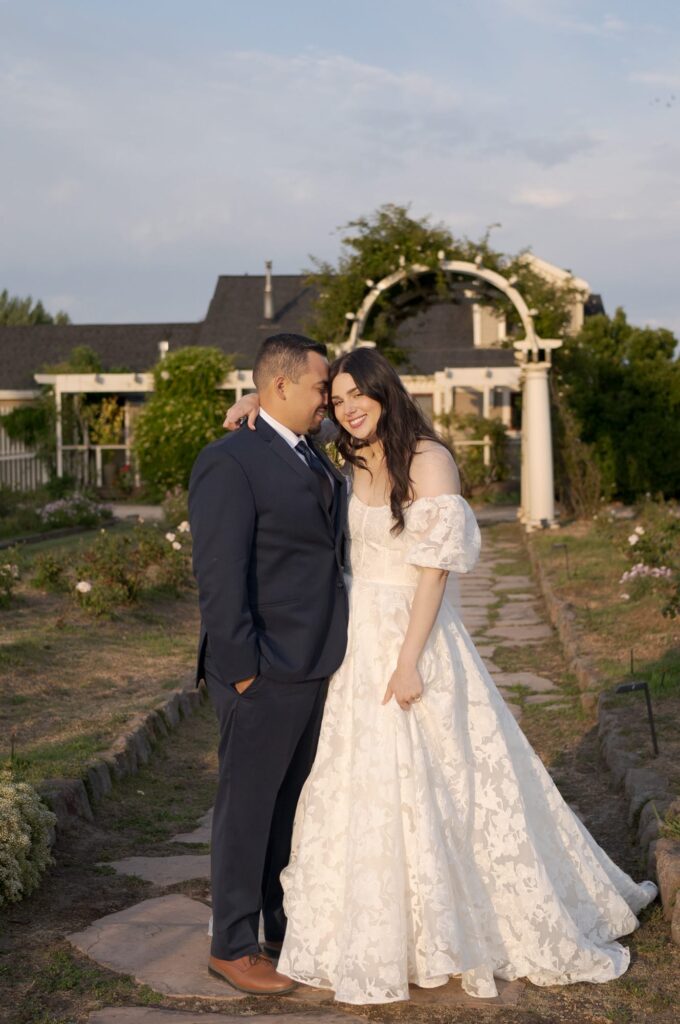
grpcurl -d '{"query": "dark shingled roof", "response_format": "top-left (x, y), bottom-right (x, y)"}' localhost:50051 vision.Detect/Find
top-left (197, 274), bottom-right (317, 368)
top-left (394, 302), bottom-right (515, 374)
top-left (0, 322), bottom-right (200, 389)
top-left (0, 274), bottom-right (518, 391)
top-left (584, 293), bottom-right (606, 317)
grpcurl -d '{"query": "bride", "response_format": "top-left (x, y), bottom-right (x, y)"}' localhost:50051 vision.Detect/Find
top-left (227, 347), bottom-right (656, 1004)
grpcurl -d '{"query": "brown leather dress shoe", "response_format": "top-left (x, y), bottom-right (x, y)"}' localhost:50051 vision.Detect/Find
top-left (208, 953), bottom-right (297, 995)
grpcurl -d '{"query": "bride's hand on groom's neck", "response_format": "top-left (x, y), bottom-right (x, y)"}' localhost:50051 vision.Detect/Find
top-left (224, 393), bottom-right (260, 431)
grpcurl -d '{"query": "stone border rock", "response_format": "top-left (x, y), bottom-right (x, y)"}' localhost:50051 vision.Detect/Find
top-left (524, 534), bottom-right (680, 943)
top-left (0, 522), bottom-right (110, 551)
top-left (524, 539), bottom-right (600, 712)
top-left (38, 683), bottom-right (207, 839)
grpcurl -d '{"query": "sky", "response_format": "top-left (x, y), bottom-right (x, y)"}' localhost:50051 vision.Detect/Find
top-left (1, 0), bottom-right (679, 335)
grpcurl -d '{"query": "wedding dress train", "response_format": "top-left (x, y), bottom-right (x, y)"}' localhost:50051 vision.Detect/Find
top-left (277, 493), bottom-right (657, 1003)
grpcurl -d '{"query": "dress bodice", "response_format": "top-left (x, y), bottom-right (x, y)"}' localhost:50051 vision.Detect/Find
top-left (347, 492), bottom-right (481, 587)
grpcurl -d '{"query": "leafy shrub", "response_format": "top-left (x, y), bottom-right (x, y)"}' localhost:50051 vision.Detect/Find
top-left (436, 412), bottom-right (509, 494)
top-left (0, 770), bottom-right (56, 907)
top-left (133, 347), bottom-right (233, 495)
top-left (73, 524), bottom-right (192, 615)
top-left (0, 488), bottom-right (110, 541)
top-left (161, 485), bottom-right (189, 529)
top-left (32, 552), bottom-right (71, 593)
top-left (0, 561), bottom-right (20, 608)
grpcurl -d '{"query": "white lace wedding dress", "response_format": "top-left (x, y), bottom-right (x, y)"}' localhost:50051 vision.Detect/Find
top-left (277, 492), bottom-right (657, 1004)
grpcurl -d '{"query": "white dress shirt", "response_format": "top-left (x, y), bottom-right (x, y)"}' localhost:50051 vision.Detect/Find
top-left (259, 407), bottom-right (335, 483)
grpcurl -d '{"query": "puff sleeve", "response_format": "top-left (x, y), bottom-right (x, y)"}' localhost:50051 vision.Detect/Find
top-left (405, 494), bottom-right (481, 574)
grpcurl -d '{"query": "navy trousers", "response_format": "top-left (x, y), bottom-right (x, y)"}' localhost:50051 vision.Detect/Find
top-left (205, 650), bottom-right (328, 960)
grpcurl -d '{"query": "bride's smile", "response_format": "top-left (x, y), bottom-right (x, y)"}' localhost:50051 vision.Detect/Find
top-left (331, 372), bottom-right (381, 442)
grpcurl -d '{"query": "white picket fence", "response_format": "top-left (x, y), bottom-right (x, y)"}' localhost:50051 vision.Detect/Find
top-left (0, 426), bottom-right (49, 491)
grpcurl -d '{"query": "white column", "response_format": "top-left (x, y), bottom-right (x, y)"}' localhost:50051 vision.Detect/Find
top-left (521, 362), bottom-right (556, 529)
top-left (472, 303), bottom-right (482, 347)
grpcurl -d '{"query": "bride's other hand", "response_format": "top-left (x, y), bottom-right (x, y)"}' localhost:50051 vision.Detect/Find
top-left (382, 662), bottom-right (423, 711)
top-left (224, 393), bottom-right (260, 431)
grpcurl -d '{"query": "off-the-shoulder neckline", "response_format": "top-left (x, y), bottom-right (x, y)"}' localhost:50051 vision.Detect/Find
top-left (351, 492), bottom-right (465, 511)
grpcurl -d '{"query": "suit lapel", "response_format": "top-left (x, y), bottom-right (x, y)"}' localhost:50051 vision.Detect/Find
top-left (309, 437), bottom-right (348, 561)
top-left (256, 418), bottom-right (332, 524)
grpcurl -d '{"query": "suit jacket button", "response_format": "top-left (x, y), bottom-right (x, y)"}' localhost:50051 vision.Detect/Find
top-left (337, 579), bottom-right (345, 589)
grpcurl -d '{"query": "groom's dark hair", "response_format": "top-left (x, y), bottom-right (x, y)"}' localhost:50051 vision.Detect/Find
top-left (253, 333), bottom-right (327, 388)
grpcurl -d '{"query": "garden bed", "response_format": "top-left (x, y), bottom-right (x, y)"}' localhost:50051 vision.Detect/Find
top-left (1, 516), bottom-right (198, 787)
top-left (528, 509), bottom-right (680, 936)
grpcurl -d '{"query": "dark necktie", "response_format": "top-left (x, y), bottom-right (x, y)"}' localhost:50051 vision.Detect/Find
top-left (295, 439), bottom-right (334, 509)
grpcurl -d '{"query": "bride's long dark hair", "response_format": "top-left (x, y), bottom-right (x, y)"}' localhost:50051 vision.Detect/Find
top-left (329, 348), bottom-right (449, 534)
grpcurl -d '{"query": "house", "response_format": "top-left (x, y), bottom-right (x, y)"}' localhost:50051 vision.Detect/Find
top-left (0, 256), bottom-right (603, 489)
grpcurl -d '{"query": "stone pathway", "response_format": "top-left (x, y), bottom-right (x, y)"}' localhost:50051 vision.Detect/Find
top-left (458, 534), bottom-right (574, 725)
top-left (69, 524), bottom-right (581, 1021)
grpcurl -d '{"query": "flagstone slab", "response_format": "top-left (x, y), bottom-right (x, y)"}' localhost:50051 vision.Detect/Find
top-left (88, 1010), bottom-right (363, 1024)
top-left (68, 895), bottom-right (244, 1000)
top-left (172, 808), bottom-right (213, 845)
top-left (488, 624), bottom-right (553, 642)
top-left (482, 660), bottom-right (502, 674)
top-left (493, 576), bottom-right (534, 590)
top-left (103, 855), bottom-right (210, 885)
top-left (458, 594), bottom-right (496, 606)
top-left (474, 644), bottom-right (497, 658)
top-left (460, 616), bottom-right (489, 629)
top-left (493, 672), bottom-right (557, 693)
top-left (495, 605), bottom-right (542, 624)
top-left (505, 593), bottom-right (534, 602)
top-left (407, 976), bottom-right (524, 1007)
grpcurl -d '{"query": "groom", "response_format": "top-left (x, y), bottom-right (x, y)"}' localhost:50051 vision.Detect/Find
top-left (188, 333), bottom-right (348, 995)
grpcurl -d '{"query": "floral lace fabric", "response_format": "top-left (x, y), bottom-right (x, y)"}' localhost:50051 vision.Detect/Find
top-left (278, 493), bottom-right (657, 1004)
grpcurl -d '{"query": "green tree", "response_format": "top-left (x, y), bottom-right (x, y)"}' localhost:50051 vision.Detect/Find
top-left (41, 345), bottom-right (103, 373)
top-left (555, 308), bottom-right (680, 500)
top-left (0, 290), bottom-right (70, 325)
top-left (305, 204), bottom-right (581, 360)
top-left (133, 347), bottom-right (233, 494)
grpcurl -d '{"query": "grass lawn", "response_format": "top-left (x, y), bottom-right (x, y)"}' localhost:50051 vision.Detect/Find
top-left (1, 529), bottom-right (199, 785)
top-left (530, 518), bottom-right (679, 695)
top-left (530, 516), bottom-right (680, 796)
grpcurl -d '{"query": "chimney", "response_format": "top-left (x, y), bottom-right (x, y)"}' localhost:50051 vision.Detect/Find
top-left (264, 260), bottom-right (274, 320)
top-left (158, 340), bottom-right (169, 359)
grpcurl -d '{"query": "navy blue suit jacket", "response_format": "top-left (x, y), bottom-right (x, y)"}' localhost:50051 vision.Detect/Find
top-left (188, 416), bottom-right (348, 687)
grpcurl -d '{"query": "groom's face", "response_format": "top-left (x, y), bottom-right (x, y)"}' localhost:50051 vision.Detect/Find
top-left (285, 351), bottom-right (329, 435)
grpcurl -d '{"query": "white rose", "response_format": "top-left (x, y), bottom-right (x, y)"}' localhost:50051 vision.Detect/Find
top-left (628, 534), bottom-right (639, 545)
top-left (177, 521), bottom-right (190, 533)
top-left (75, 580), bottom-right (92, 594)
top-left (165, 532), bottom-right (176, 543)
top-left (634, 525), bottom-right (645, 535)
top-left (172, 541), bottom-right (181, 551)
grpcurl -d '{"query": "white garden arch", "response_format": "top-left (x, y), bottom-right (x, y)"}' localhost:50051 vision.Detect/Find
top-left (339, 260), bottom-right (562, 530)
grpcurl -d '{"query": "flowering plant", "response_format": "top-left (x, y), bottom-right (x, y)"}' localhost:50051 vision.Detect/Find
top-left (619, 499), bottom-right (680, 616)
top-left (0, 770), bottom-right (56, 907)
top-left (37, 495), bottom-right (112, 529)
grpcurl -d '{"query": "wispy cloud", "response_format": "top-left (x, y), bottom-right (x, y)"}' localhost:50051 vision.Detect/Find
top-left (512, 187), bottom-right (574, 209)
top-left (630, 70), bottom-right (680, 90)
top-left (497, 0), bottom-right (629, 36)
